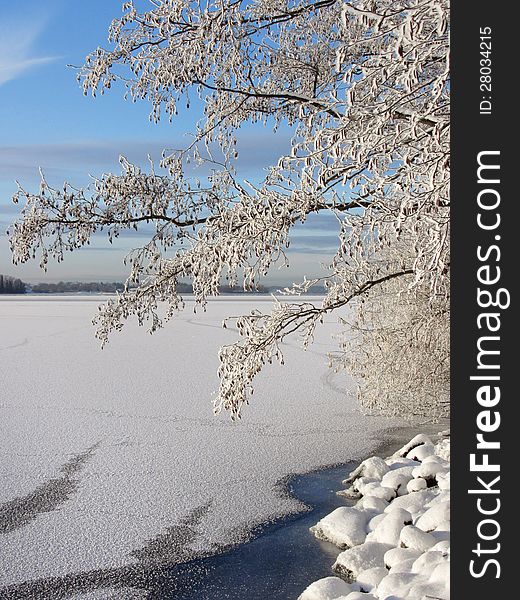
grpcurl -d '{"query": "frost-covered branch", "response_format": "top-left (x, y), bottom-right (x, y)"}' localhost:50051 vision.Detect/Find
top-left (217, 266), bottom-right (414, 418)
top-left (9, 0), bottom-right (450, 419)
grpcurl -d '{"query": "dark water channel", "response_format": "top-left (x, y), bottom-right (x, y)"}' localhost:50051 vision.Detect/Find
top-left (149, 463), bottom-right (353, 600)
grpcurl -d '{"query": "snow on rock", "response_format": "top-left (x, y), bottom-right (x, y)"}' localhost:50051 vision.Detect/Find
top-left (357, 482), bottom-right (396, 502)
top-left (431, 525), bottom-right (450, 543)
top-left (411, 550), bottom-right (448, 577)
top-left (376, 572), bottom-right (417, 599)
top-left (356, 496), bottom-right (388, 514)
top-left (405, 443), bottom-right (435, 462)
top-left (352, 477), bottom-right (376, 494)
top-left (415, 500), bottom-right (450, 532)
top-left (431, 540), bottom-right (450, 555)
top-left (412, 456), bottom-right (444, 471)
top-left (367, 513), bottom-right (386, 533)
top-left (344, 457), bottom-right (390, 484)
top-left (298, 577), bottom-right (357, 600)
top-left (430, 560), bottom-right (450, 582)
top-left (407, 580), bottom-right (448, 600)
top-left (395, 435), bottom-right (433, 457)
top-left (405, 478), bottom-right (427, 493)
top-left (380, 468), bottom-right (414, 496)
top-left (338, 488), bottom-right (364, 500)
top-left (302, 433), bottom-right (450, 599)
top-left (368, 509), bottom-right (412, 546)
top-left (333, 543), bottom-right (394, 581)
top-left (411, 460), bottom-right (447, 484)
top-left (383, 489), bottom-right (437, 521)
top-left (356, 567), bottom-right (388, 592)
top-left (399, 525), bottom-right (436, 552)
top-left (384, 547), bottom-right (423, 570)
top-left (311, 507), bottom-right (370, 549)
top-left (435, 436), bottom-right (451, 461)
top-left (385, 457), bottom-right (419, 470)
top-left (388, 558), bottom-right (416, 575)
top-left (437, 471), bottom-right (450, 491)
top-left (423, 454), bottom-right (449, 467)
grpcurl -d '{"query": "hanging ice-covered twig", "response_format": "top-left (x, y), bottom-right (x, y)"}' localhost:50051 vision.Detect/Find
top-left (9, 0), bottom-right (450, 419)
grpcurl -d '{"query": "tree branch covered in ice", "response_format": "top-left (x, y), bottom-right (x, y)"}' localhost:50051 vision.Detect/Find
top-left (9, 0), bottom-right (450, 419)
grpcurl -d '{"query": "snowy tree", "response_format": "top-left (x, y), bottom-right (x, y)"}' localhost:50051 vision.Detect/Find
top-left (9, 0), bottom-right (450, 419)
top-left (0, 274), bottom-right (26, 294)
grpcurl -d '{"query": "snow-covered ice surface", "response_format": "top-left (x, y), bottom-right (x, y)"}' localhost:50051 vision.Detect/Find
top-left (0, 296), bottom-right (399, 591)
top-left (299, 433), bottom-right (450, 600)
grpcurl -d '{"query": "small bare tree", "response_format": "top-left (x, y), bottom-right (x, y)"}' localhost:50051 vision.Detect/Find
top-left (9, 0), bottom-right (450, 419)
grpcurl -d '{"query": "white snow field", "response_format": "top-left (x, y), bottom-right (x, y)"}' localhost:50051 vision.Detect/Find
top-left (0, 296), bottom-right (398, 588)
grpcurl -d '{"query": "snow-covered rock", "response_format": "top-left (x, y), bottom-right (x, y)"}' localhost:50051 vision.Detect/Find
top-left (437, 471), bottom-right (450, 491)
top-left (435, 437), bottom-right (451, 461)
top-left (406, 443), bottom-right (435, 462)
top-left (334, 543), bottom-right (394, 581)
top-left (411, 460), bottom-right (448, 483)
top-left (415, 501), bottom-right (450, 532)
top-left (411, 550), bottom-right (448, 577)
top-left (311, 507), bottom-right (370, 549)
top-left (356, 496), bottom-right (388, 514)
top-left (431, 524), bottom-right (450, 543)
top-left (399, 525), bottom-right (437, 552)
top-left (337, 488), bottom-right (363, 500)
top-left (385, 457), bottom-right (419, 470)
top-left (431, 540), bottom-right (450, 554)
top-left (367, 513), bottom-right (386, 533)
top-left (388, 558), bottom-right (416, 574)
top-left (422, 454), bottom-right (449, 467)
top-left (381, 467), bottom-right (415, 496)
top-left (406, 478), bottom-right (427, 493)
top-left (384, 547), bottom-right (423, 569)
top-left (344, 457), bottom-right (390, 484)
top-left (298, 577), bottom-right (356, 600)
top-left (370, 509), bottom-right (412, 546)
top-left (354, 477), bottom-right (379, 494)
top-left (407, 581), bottom-right (448, 600)
top-left (356, 567), bottom-right (388, 592)
top-left (376, 572), bottom-right (418, 599)
top-left (383, 489), bottom-right (437, 520)
top-left (430, 560), bottom-right (450, 582)
top-left (302, 433), bottom-right (450, 599)
top-left (395, 434), bottom-right (433, 457)
top-left (345, 593), bottom-right (377, 600)
top-left (357, 482), bottom-right (396, 502)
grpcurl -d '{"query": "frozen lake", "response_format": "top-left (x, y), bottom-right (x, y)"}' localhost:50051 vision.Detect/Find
top-left (0, 296), bottom-right (397, 593)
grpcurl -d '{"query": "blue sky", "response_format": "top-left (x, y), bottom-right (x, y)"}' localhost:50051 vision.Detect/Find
top-left (0, 0), bottom-right (338, 284)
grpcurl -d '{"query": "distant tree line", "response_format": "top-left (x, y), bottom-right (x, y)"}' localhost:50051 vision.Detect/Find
top-left (0, 275), bottom-right (26, 294)
top-left (29, 281), bottom-right (295, 294)
top-left (0, 276), bottom-right (323, 295)
top-left (177, 283), bottom-right (324, 294)
top-left (31, 281), bottom-right (125, 294)
top-left (176, 283), bottom-right (271, 294)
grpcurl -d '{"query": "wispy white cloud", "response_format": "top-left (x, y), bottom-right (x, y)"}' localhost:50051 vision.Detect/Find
top-left (0, 16), bottom-right (59, 86)
top-left (0, 131), bottom-right (290, 184)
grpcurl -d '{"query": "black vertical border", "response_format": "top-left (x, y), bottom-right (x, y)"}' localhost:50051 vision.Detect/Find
top-left (452, 1), bottom-right (514, 596)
